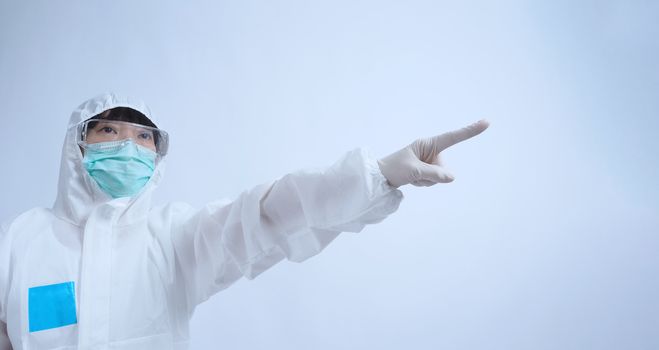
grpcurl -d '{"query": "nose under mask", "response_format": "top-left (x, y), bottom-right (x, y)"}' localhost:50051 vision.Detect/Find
top-left (82, 140), bottom-right (157, 198)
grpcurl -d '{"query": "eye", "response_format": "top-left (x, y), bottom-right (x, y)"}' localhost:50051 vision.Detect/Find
top-left (99, 126), bottom-right (117, 134)
top-left (138, 132), bottom-right (153, 141)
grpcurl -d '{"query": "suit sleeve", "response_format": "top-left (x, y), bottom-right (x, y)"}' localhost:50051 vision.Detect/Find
top-left (170, 148), bottom-right (404, 307)
top-left (0, 223), bottom-right (12, 350)
top-left (0, 322), bottom-right (10, 350)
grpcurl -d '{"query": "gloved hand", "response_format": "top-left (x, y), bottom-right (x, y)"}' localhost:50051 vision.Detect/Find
top-left (377, 120), bottom-right (490, 187)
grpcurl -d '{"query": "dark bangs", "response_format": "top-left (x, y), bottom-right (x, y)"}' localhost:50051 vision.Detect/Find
top-left (87, 107), bottom-right (157, 128)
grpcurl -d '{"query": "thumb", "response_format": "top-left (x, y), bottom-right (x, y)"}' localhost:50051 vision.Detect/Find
top-left (413, 163), bottom-right (455, 186)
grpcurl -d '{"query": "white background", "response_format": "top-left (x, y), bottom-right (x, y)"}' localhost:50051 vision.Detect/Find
top-left (1, 1), bottom-right (658, 349)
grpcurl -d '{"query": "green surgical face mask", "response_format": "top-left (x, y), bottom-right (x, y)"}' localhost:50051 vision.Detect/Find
top-left (82, 140), bottom-right (157, 199)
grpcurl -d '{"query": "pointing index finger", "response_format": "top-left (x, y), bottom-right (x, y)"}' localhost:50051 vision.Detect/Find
top-left (432, 119), bottom-right (490, 152)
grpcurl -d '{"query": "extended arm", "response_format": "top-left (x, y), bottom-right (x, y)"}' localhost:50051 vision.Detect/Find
top-left (169, 119), bottom-right (489, 310)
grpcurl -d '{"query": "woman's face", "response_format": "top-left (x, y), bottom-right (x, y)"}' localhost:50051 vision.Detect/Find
top-left (86, 120), bottom-right (157, 152)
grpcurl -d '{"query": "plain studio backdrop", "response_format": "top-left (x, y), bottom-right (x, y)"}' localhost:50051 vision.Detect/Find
top-left (1, 1), bottom-right (658, 349)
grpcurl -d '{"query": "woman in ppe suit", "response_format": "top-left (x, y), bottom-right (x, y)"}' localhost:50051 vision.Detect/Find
top-left (0, 93), bottom-right (489, 350)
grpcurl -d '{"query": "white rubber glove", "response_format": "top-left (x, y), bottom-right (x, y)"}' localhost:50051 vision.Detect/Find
top-left (377, 120), bottom-right (490, 187)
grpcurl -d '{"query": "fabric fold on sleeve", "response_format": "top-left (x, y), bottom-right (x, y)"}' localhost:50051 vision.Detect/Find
top-left (171, 148), bottom-right (404, 307)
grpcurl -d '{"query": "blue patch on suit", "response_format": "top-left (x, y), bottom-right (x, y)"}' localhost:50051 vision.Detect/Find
top-left (28, 282), bottom-right (78, 332)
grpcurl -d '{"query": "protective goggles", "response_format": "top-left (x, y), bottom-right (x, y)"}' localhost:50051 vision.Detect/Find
top-left (77, 119), bottom-right (169, 156)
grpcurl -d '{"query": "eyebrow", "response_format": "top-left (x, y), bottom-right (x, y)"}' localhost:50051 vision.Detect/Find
top-left (92, 121), bottom-right (120, 128)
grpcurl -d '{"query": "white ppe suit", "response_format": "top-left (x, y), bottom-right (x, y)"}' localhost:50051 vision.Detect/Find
top-left (0, 93), bottom-right (404, 349)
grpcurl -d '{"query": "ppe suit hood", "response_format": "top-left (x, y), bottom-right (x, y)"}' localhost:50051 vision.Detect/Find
top-left (52, 93), bottom-right (165, 226)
